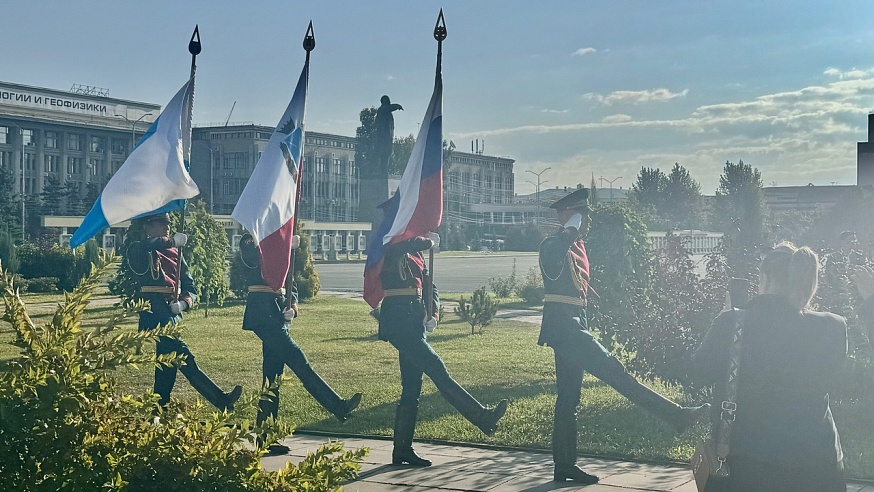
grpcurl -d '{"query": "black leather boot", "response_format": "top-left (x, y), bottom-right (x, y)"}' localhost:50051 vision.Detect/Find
top-left (333, 393), bottom-right (362, 422)
top-left (183, 364), bottom-right (242, 412)
top-left (439, 382), bottom-right (508, 436)
top-left (590, 355), bottom-right (710, 433)
top-left (392, 404), bottom-right (431, 466)
top-left (552, 413), bottom-right (599, 484)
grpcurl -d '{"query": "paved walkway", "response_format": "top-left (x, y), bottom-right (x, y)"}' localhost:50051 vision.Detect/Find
top-left (262, 433), bottom-right (873, 491)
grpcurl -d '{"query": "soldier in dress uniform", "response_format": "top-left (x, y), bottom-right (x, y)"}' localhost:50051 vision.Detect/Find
top-left (239, 232), bottom-right (362, 455)
top-left (538, 188), bottom-right (710, 484)
top-left (377, 217), bottom-right (509, 467)
top-left (128, 212), bottom-right (242, 412)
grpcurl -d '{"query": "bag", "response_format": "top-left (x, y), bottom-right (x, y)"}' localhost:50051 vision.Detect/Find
top-left (691, 436), bottom-right (729, 491)
top-left (691, 309), bottom-right (745, 491)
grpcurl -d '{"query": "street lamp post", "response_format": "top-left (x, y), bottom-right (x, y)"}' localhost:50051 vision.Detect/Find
top-left (115, 112), bottom-right (153, 151)
top-left (599, 176), bottom-right (622, 204)
top-left (526, 167), bottom-right (551, 222)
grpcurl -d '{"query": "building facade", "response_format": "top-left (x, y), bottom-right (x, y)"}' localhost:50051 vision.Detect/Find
top-left (444, 150), bottom-right (515, 225)
top-left (0, 80), bottom-right (159, 225)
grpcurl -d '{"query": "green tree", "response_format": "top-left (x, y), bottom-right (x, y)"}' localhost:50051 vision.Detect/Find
top-left (183, 199), bottom-right (230, 315)
top-left (628, 167), bottom-right (668, 229)
top-left (355, 106), bottom-right (378, 178)
top-left (712, 159), bottom-right (765, 276)
top-left (662, 163), bottom-right (702, 229)
top-left (0, 164), bottom-right (20, 236)
top-left (293, 230), bottom-right (321, 301)
top-left (0, 229), bottom-right (19, 273)
top-left (454, 286), bottom-right (499, 334)
top-left (389, 134), bottom-right (416, 176)
top-left (39, 173), bottom-right (67, 216)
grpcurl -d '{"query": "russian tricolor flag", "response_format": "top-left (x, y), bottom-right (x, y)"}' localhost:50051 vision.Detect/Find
top-left (70, 80), bottom-right (199, 248)
top-left (363, 72), bottom-right (443, 308)
top-left (232, 63), bottom-right (309, 290)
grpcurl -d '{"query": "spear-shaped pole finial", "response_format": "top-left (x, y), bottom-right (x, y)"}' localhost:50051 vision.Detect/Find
top-left (433, 9), bottom-right (446, 80)
top-left (303, 20), bottom-right (316, 65)
top-left (188, 25), bottom-right (202, 57)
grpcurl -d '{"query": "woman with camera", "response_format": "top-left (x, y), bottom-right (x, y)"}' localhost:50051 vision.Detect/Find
top-left (690, 242), bottom-right (847, 491)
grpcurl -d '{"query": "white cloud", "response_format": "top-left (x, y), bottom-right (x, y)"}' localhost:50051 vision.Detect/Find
top-left (585, 88), bottom-right (689, 105)
top-left (541, 108), bottom-right (570, 114)
top-left (455, 70), bottom-right (874, 193)
top-left (572, 47), bottom-right (597, 57)
top-left (602, 114), bottom-right (632, 124)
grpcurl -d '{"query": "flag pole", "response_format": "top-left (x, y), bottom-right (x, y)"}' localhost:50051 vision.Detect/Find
top-left (176, 25), bottom-right (200, 300)
top-left (425, 10), bottom-right (446, 321)
top-left (285, 21), bottom-right (315, 309)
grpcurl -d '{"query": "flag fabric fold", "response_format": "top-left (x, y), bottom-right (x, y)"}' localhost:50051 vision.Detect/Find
top-left (363, 73), bottom-right (443, 308)
top-left (232, 64), bottom-right (309, 290)
top-left (70, 80), bottom-right (199, 248)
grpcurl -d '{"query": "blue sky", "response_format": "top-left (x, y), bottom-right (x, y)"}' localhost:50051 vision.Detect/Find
top-left (4, 1), bottom-right (874, 194)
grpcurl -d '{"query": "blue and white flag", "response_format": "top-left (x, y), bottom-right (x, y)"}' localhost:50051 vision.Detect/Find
top-left (70, 80), bottom-right (199, 248)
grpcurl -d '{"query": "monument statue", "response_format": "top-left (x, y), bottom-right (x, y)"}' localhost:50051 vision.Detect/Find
top-left (372, 95), bottom-right (403, 177)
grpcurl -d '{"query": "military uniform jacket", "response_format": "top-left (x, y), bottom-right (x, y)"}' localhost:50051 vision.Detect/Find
top-left (537, 227), bottom-right (590, 347)
top-left (378, 237), bottom-right (440, 341)
top-left (128, 236), bottom-right (197, 328)
top-left (239, 234), bottom-right (298, 332)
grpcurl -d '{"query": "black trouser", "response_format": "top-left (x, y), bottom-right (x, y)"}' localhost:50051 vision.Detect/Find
top-left (252, 323), bottom-right (345, 422)
top-left (551, 327), bottom-right (682, 467)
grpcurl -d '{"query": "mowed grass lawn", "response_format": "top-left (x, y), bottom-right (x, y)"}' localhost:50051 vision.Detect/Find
top-left (3, 293), bottom-right (873, 479)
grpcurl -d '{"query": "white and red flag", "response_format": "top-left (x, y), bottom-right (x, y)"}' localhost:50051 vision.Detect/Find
top-left (232, 63), bottom-right (308, 290)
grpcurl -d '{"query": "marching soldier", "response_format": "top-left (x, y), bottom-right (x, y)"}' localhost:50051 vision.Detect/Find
top-left (538, 188), bottom-right (709, 484)
top-left (378, 226), bottom-right (509, 467)
top-left (128, 212), bottom-right (242, 412)
top-left (239, 232), bottom-right (362, 455)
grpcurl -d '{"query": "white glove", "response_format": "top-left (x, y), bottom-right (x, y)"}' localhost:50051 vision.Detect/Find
top-left (426, 232), bottom-right (440, 248)
top-left (169, 299), bottom-right (188, 315)
top-left (282, 307), bottom-right (296, 321)
top-left (563, 213), bottom-right (583, 232)
top-left (423, 316), bottom-right (438, 333)
top-left (291, 235), bottom-right (301, 250)
top-left (172, 232), bottom-right (188, 247)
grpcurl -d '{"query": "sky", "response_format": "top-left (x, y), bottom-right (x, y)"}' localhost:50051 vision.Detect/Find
top-left (4, 1), bottom-right (874, 195)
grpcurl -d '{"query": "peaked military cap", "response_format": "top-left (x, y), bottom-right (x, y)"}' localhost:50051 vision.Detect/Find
top-left (549, 187), bottom-right (590, 211)
top-left (139, 212), bottom-right (171, 224)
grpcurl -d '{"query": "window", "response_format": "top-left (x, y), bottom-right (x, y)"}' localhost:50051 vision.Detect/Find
top-left (90, 136), bottom-right (105, 153)
top-left (89, 158), bottom-right (103, 176)
top-left (68, 134), bottom-right (82, 151)
top-left (0, 126), bottom-right (8, 144)
top-left (333, 158), bottom-right (341, 175)
top-left (68, 157), bottom-right (82, 175)
top-left (111, 160), bottom-right (124, 174)
top-left (111, 138), bottom-right (127, 154)
top-left (45, 131), bottom-right (58, 149)
top-left (43, 155), bottom-right (60, 174)
top-left (22, 129), bottom-right (34, 146)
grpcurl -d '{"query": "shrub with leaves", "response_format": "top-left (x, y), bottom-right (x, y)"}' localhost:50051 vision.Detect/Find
top-left (515, 266), bottom-right (544, 306)
top-left (0, 251), bottom-right (365, 491)
top-left (455, 286), bottom-right (499, 334)
top-left (488, 259), bottom-right (517, 298)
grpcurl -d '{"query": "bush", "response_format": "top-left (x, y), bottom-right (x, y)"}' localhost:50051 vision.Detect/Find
top-left (0, 229), bottom-right (19, 274)
top-left (488, 259), bottom-right (517, 298)
top-left (515, 267), bottom-right (544, 305)
top-left (0, 251), bottom-right (366, 491)
top-left (16, 242), bottom-right (79, 291)
top-left (25, 276), bottom-right (59, 293)
top-left (455, 286), bottom-right (499, 334)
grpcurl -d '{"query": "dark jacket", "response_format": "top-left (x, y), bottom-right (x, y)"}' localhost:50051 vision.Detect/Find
top-left (538, 227), bottom-right (589, 347)
top-left (378, 237), bottom-right (439, 341)
top-left (689, 294), bottom-right (847, 490)
top-left (128, 236), bottom-right (197, 329)
top-left (239, 233), bottom-right (298, 332)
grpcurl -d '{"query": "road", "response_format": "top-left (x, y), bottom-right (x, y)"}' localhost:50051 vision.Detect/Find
top-left (314, 254), bottom-right (539, 293)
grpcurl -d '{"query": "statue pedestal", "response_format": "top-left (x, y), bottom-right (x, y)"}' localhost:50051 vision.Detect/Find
top-left (358, 176), bottom-right (397, 227)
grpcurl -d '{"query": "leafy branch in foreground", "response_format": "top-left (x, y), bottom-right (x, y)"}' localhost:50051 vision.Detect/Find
top-left (0, 250), bottom-right (365, 491)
